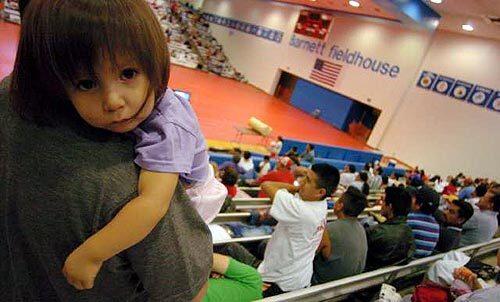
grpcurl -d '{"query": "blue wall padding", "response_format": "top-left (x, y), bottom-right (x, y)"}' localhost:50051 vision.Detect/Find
top-left (208, 152), bottom-right (404, 177)
top-left (290, 79), bottom-right (353, 130)
top-left (279, 137), bottom-right (383, 163)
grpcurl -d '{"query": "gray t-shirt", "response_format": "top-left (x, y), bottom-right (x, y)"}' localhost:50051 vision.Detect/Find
top-left (459, 209), bottom-right (498, 247)
top-left (0, 78), bottom-right (212, 301)
top-left (312, 218), bottom-right (367, 284)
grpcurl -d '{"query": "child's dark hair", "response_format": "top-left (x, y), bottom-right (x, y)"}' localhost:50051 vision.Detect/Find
top-left (10, 0), bottom-right (169, 126)
top-left (243, 151), bottom-right (251, 160)
top-left (221, 167), bottom-right (239, 186)
top-left (415, 186), bottom-right (440, 215)
top-left (385, 186), bottom-right (411, 217)
top-left (474, 184), bottom-right (488, 197)
top-left (348, 164), bottom-right (356, 173)
top-left (342, 186), bottom-right (367, 217)
top-left (263, 155), bottom-right (270, 161)
top-left (453, 199), bottom-right (474, 224)
top-left (311, 163), bottom-right (340, 198)
top-left (359, 172), bottom-right (370, 196)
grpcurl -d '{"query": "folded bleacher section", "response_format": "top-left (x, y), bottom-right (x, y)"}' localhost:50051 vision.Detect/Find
top-left (147, 0), bottom-right (246, 81)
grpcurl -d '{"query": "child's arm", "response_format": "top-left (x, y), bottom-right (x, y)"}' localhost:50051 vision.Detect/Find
top-left (62, 170), bottom-right (179, 290)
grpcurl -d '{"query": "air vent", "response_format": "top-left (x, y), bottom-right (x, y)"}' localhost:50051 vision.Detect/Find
top-left (482, 15), bottom-right (500, 25)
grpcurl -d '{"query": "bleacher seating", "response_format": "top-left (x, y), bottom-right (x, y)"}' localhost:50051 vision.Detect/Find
top-left (208, 151), bottom-right (406, 177)
top-left (211, 205), bottom-right (381, 244)
top-left (147, 0), bottom-right (246, 81)
top-left (259, 238), bottom-right (500, 301)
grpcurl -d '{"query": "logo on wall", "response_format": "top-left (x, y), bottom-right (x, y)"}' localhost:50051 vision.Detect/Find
top-left (417, 71), bottom-right (437, 89)
top-left (432, 75), bottom-right (455, 95)
top-left (294, 10), bottom-right (333, 41)
top-left (450, 80), bottom-right (473, 100)
top-left (417, 70), bottom-right (499, 114)
top-left (309, 58), bottom-right (342, 88)
top-left (487, 91), bottom-right (500, 112)
top-left (468, 86), bottom-right (493, 107)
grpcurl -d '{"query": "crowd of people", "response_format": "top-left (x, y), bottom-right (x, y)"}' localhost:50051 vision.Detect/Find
top-left (147, 0), bottom-right (246, 81)
top-left (212, 148), bottom-right (499, 299)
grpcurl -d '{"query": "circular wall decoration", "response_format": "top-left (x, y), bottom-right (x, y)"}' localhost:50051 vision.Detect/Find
top-left (436, 81), bottom-right (448, 93)
top-left (420, 75), bottom-right (432, 88)
top-left (491, 98), bottom-right (500, 111)
top-left (471, 91), bottom-right (486, 104)
top-left (452, 86), bottom-right (467, 98)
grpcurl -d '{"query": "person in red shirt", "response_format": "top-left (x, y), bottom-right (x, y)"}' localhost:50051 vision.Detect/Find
top-left (255, 157), bottom-right (295, 197)
top-left (221, 167), bottom-right (239, 198)
top-left (442, 178), bottom-right (459, 196)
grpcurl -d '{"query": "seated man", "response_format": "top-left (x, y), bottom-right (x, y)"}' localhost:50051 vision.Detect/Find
top-left (238, 151), bottom-right (255, 179)
top-left (434, 199), bottom-right (474, 253)
top-left (299, 144), bottom-right (315, 164)
top-left (312, 186), bottom-right (368, 284)
top-left (365, 186), bottom-right (415, 271)
top-left (257, 164), bottom-right (340, 297)
top-left (339, 164), bottom-right (356, 188)
top-left (467, 183), bottom-right (488, 209)
top-left (458, 178), bottom-right (475, 200)
top-left (459, 184), bottom-right (500, 247)
top-left (407, 186), bottom-right (441, 258)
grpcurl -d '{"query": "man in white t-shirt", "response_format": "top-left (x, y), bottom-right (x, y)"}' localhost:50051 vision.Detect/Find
top-left (339, 164), bottom-right (356, 188)
top-left (258, 163), bottom-right (340, 297)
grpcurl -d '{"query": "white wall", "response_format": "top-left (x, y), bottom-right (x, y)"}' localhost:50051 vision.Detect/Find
top-left (379, 30), bottom-right (500, 180)
top-left (202, 0), bottom-right (433, 147)
top-left (202, 0), bottom-right (297, 94)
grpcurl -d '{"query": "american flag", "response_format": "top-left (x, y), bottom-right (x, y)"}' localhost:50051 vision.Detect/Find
top-left (309, 58), bottom-right (342, 88)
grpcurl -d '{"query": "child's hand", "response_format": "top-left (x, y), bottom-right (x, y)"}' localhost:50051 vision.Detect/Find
top-left (62, 248), bottom-right (103, 290)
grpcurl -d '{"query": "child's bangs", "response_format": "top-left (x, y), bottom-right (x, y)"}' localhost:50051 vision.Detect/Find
top-left (45, 0), bottom-right (168, 89)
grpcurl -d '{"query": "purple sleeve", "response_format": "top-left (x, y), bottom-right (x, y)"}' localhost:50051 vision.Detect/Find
top-left (133, 122), bottom-right (196, 174)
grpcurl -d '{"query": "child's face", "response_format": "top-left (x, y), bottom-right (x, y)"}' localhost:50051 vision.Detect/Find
top-left (66, 56), bottom-right (155, 133)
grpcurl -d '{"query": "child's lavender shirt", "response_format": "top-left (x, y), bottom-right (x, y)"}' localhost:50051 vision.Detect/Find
top-left (132, 88), bottom-right (209, 183)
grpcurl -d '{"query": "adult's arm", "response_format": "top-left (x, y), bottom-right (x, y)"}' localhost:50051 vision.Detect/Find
top-left (261, 181), bottom-right (297, 201)
top-left (317, 229), bottom-right (332, 260)
top-left (111, 184), bottom-right (212, 301)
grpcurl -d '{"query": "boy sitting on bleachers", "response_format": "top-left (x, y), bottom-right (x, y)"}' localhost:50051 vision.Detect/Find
top-left (258, 164), bottom-right (340, 297)
top-left (407, 186), bottom-right (441, 258)
top-left (312, 186), bottom-right (368, 284)
top-left (365, 186), bottom-right (415, 270)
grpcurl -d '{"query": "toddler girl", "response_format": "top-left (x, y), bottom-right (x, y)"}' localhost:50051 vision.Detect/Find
top-left (23, 0), bottom-right (230, 290)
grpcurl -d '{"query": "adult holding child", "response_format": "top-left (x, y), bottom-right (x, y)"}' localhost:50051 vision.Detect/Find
top-left (1, 0), bottom-right (211, 300)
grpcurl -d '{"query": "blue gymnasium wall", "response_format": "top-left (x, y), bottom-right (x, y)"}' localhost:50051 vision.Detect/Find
top-left (290, 79), bottom-right (353, 130)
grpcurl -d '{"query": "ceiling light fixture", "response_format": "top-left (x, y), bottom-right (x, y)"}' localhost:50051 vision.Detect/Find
top-left (349, 1), bottom-right (360, 8)
top-left (461, 23), bottom-right (474, 31)
top-left (430, 0), bottom-right (443, 4)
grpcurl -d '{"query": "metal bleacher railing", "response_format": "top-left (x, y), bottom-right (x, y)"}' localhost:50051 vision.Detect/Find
top-left (212, 203), bottom-right (381, 245)
top-left (258, 238), bottom-right (500, 302)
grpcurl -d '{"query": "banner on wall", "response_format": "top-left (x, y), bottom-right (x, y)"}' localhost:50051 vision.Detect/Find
top-left (294, 10), bottom-right (333, 41)
top-left (202, 13), bottom-right (284, 43)
top-left (417, 70), bottom-right (499, 114)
